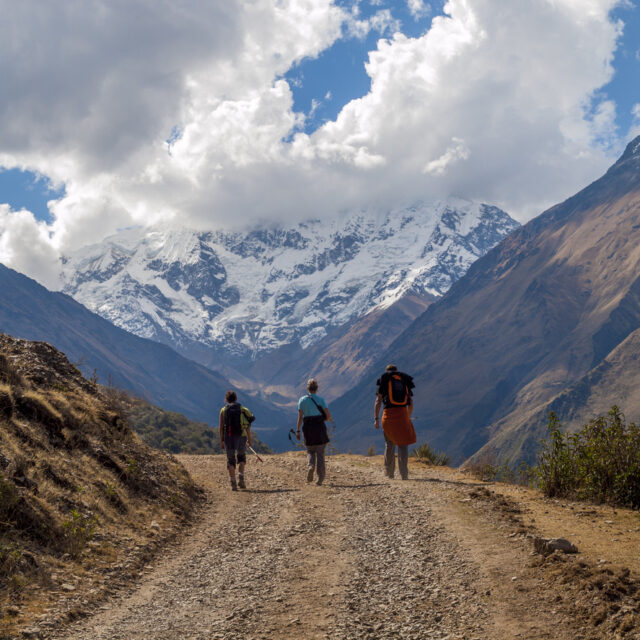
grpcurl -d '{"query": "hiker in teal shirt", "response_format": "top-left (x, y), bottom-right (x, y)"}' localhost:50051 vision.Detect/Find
top-left (297, 378), bottom-right (333, 486)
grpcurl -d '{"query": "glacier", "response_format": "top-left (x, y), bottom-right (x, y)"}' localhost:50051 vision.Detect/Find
top-left (61, 200), bottom-right (519, 362)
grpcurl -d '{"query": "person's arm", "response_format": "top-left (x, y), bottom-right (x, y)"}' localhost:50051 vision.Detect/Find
top-left (407, 394), bottom-right (413, 418)
top-left (374, 394), bottom-right (381, 429)
top-left (242, 407), bottom-right (254, 446)
top-left (219, 410), bottom-right (225, 449)
top-left (297, 409), bottom-right (303, 440)
top-left (324, 406), bottom-right (333, 422)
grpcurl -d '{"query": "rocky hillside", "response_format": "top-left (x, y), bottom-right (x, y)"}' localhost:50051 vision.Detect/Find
top-left (60, 200), bottom-right (518, 370)
top-left (0, 334), bottom-right (201, 637)
top-left (332, 135), bottom-right (640, 462)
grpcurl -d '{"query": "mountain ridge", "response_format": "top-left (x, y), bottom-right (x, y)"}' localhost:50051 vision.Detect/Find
top-left (0, 264), bottom-right (288, 446)
top-left (60, 200), bottom-right (519, 371)
top-left (332, 135), bottom-right (640, 462)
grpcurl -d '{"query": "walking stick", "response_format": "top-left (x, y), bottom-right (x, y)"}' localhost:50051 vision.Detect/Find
top-left (248, 445), bottom-right (264, 463)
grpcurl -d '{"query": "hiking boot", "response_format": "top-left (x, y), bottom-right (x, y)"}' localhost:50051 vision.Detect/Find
top-left (315, 480), bottom-right (323, 486)
top-left (306, 468), bottom-right (314, 483)
top-left (238, 475), bottom-right (246, 489)
top-left (230, 478), bottom-right (238, 491)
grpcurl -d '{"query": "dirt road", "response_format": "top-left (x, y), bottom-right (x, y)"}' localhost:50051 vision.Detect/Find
top-left (48, 453), bottom-right (637, 640)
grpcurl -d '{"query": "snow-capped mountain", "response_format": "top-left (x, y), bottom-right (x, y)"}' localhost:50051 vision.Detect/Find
top-left (61, 200), bottom-right (519, 364)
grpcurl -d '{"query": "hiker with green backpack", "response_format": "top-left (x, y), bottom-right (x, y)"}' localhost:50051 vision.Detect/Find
top-left (296, 378), bottom-right (333, 486)
top-left (219, 390), bottom-right (255, 491)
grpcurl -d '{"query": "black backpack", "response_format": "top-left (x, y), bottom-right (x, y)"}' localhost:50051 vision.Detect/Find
top-left (224, 402), bottom-right (243, 437)
top-left (378, 372), bottom-right (414, 408)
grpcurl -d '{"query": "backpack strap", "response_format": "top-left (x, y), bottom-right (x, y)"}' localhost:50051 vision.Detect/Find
top-left (307, 394), bottom-right (327, 420)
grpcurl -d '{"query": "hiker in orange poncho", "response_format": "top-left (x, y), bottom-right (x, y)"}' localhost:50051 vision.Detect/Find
top-left (374, 364), bottom-right (416, 480)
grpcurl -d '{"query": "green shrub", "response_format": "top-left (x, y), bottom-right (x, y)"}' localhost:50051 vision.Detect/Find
top-left (0, 474), bottom-right (19, 521)
top-left (62, 509), bottom-right (98, 557)
top-left (413, 443), bottom-right (450, 466)
top-left (536, 407), bottom-right (640, 508)
top-left (0, 539), bottom-right (23, 579)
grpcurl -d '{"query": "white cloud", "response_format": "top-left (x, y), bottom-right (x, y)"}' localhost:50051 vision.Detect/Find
top-left (345, 9), bottom-right (402, 39)
top-left (630, 103), bottom-right (640, 139)
top-left (408, 0), bottom-right (432, 19)
top-left (0, 0), bottom-right (631, 288)
top-left (424, 138), bottom-right (470, 175)
top-left (0, 206), bottom-right (61, 289)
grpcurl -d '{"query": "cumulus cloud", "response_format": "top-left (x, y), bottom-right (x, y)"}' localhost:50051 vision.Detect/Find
top-left (407, 0), bottom-right (432, 19)
top-left (0, 206), bottom-right (61, 289)
top-left (0, 0), bottom-right (632, 288)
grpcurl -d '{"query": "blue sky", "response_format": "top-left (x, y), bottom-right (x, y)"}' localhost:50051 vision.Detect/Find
top-left (0, 0), bottom-right (638, 287)
top-left (285, 0), bottom-right (443, 133)
top-left (608, 2), bottom-right (640, 136)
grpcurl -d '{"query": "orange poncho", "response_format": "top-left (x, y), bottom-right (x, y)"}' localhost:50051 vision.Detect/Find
top-left (382, 407), bottom-right (416, 446)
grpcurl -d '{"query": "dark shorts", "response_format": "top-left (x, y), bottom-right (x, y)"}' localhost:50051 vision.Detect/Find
top-left (224, 435), bottom-right (247, 466)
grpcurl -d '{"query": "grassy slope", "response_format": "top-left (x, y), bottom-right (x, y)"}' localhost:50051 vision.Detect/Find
top-left (0, 334), bottom-right (201, 637)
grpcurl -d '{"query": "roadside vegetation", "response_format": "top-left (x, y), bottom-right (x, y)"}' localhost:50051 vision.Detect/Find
top-left (413, 443), bottom-right (450, 466)
top-left (537, 407), bottom-right (640, 508)
top-left (102, 387), bottom-right (271, 455)
top-left (461, 406), bottom-right (640, 510)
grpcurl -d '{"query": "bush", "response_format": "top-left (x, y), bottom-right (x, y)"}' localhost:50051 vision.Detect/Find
top-left (366, 444), bottom-right (375, 456)
top-left (62, 509), bottom-right (98, 557)
top-left (413, 443), bottom-right (450, 466)
top-left (536, 407), bottom-right (640, 508)
top-left (0, 473), bottom-right (19, 521)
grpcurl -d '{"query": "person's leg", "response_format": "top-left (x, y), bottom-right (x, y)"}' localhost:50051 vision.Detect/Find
top-left (398, 445), bottom-right (409, 480)
top-left (226, 452), bottom-right (238, 490)
top-left (315, 444), bottom-right (326, 485)
top-left (383, 433), bottom-right (396, 478)
top-left (237, 437), bottom-right (247, 489)
top-left (306, 446), bottom-right (317, 482)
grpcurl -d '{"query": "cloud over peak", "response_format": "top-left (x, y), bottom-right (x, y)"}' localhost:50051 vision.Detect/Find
top-left (0, 0), bottom-right (632, 286)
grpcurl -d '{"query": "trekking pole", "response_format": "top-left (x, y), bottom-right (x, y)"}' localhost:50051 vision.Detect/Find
top-left (248, 445), bottom-right (264, 463)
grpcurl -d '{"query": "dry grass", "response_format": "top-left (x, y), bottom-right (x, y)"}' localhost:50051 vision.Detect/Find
top-left (0, 334), bottom-right (202, 636)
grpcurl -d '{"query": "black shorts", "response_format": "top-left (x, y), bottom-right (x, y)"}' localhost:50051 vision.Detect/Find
top-left (224, 435), bottom-right (247, 466)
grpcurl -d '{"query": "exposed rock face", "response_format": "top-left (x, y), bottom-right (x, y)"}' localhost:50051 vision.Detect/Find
top-left (60, 201), bottom-right (518, 367)
top-left (332, 135), bottom-right (640, 461)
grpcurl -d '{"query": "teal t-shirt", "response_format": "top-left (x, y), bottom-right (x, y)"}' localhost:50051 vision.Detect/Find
top-left (297, 393), bottom-right (327, 418)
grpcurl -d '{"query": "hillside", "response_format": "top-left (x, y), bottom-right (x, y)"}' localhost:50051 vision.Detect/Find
top-left (332, 135), bottom-right (640, 462)
top-left (0, 334), bottom-right (201, 638)
top-left (115, 392), bottom-right (271, 455)
top-left (0, 264), bottom-right (289, 450)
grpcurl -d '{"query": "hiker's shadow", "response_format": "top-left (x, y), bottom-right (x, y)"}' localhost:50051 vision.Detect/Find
top-left (326, 483), bottom-right (387, 490)
top-left (411, 477), bottom-right (492, 488)
top-left (245, 488), bottom-right (300, 494)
